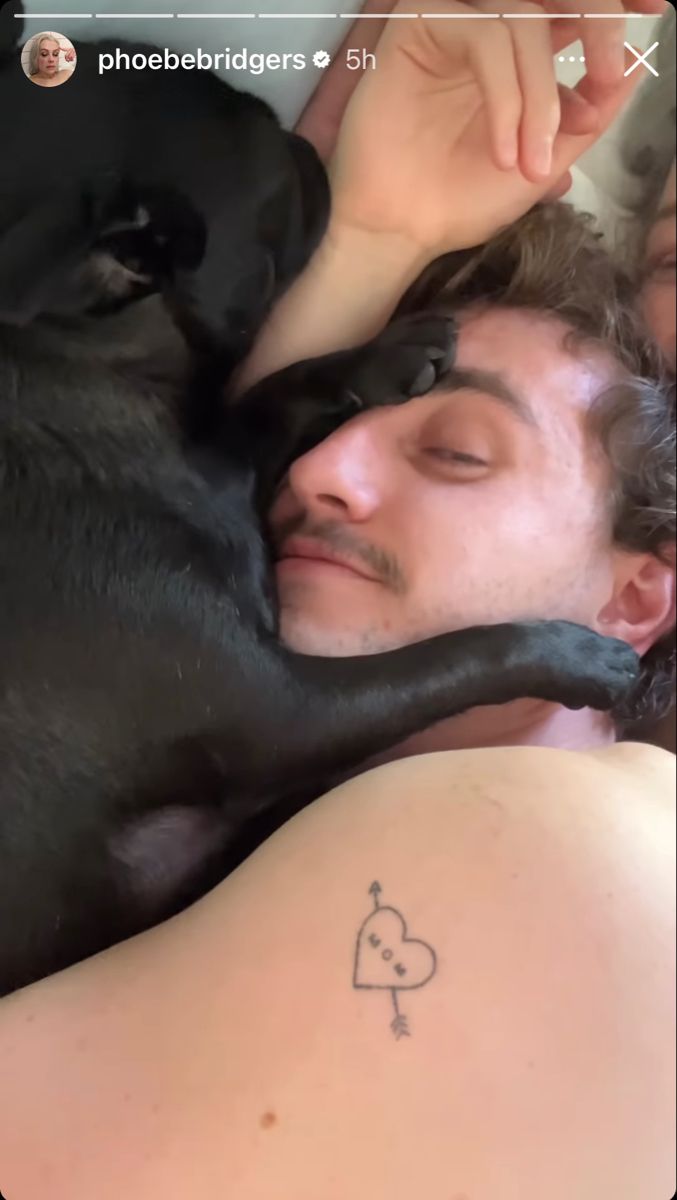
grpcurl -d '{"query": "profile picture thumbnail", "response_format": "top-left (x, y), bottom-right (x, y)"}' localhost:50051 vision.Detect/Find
top-left (21, 31), bottom-right (77, 88)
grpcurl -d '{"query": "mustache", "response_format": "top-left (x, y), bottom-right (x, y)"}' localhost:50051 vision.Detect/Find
top-left (271, 514), bottom-right (406, 595)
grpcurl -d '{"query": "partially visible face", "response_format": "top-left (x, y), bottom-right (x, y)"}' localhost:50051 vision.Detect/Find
top-left (641, 160), bottom-right (676, 366)
top-left (269, 307), bottom-right (622, 660)
top-left (38, 39), bottom-right (60, 75)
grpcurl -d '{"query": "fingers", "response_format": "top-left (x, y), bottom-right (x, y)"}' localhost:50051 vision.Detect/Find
top-left (578, 1), bottom-right (627, 87)
top-left (401, 4), bottom-right (528, 171)
top-left (474, 1), bottom-right (648, 179)
top-left (454, 1), bottom-right (562, 178)
top-left (550, 0), bottom-right (667, 88)
top-left (551, 41), bottom-right (642, 176)
top-left (618, 0), bottom-right (667, 12)
top-left (503, 4), bottom-right (562, 181)
top-left (540, 170), bottom-right (574, 201)
top-left (467, 23), bottom-right (523, 170)
top-left (361, 0), bottom-right (648, 189)
top-left (558, 83), bottom-right (600, 137)
top-left (470, 0), bottom-right (586, 181)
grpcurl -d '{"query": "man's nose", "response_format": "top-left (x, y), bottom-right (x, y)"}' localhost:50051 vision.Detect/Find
top-left (286, 413), bottom-right (387, 523)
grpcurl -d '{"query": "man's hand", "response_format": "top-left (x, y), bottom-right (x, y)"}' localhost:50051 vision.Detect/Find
top-left (326, 0), bottom-right (666, 255)
top-left (298, 0), bottom-right (664, 161)
top-left (239, 0), bottom-right (666, 390)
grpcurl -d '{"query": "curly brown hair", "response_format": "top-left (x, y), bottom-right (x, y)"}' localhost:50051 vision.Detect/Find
top-left (396, 202), bottom-right (676, 729)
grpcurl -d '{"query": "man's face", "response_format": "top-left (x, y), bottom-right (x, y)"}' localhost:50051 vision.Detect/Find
top-left (269, 307), bottom-right (620, 659)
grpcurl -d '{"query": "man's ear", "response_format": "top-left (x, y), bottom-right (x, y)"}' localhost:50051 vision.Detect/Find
top-left (0, 1), bottom-right (23, 59)
top-left (597, 547), bottom-right (676, 657)
top-left (0, 191), bottom-right (98, 325)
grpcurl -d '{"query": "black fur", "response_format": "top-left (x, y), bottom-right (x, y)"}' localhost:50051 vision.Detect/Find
top-left (0, 11), bottom-right (639, 996)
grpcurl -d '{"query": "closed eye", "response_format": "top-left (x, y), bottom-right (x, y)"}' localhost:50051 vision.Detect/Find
top-left (425, 448), bottom-right (488, 467)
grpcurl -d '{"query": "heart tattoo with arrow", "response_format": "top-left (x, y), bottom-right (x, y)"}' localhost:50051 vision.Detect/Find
top-left (353, 881), bottom-right (438, 1039)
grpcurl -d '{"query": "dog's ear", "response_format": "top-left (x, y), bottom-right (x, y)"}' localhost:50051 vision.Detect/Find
top-left (0, 0), bottom-right (23, 60)
top-left (0, 190), bottom-right (99, 324)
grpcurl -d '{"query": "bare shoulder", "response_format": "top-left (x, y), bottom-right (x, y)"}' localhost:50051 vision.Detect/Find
top-left (588, 738), bottom-right (676, 784)
top-left (312, 742), bottom-right (675, 884)
top-left (192, 745), bottom-right (676, 1199)
top-left (0, 745), bottom-right (673, 1200)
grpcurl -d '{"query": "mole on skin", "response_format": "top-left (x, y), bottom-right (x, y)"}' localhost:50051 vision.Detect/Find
top-left (259, 1110), bottom-right (277, 1129)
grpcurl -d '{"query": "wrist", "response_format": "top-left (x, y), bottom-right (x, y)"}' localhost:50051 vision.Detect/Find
top-left (234, 217), bottom-right (433, 396)
top-left (319, 216), bottom-right (432, 311)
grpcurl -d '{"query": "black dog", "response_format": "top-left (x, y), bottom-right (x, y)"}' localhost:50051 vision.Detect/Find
top-left (0, 6), bottom-right (328, 370)
top-left (0, 12), bottom-right (639, 997)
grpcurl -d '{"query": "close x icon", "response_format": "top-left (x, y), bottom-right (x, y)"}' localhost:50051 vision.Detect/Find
top-left (623, 39), bottom-right (660, 77)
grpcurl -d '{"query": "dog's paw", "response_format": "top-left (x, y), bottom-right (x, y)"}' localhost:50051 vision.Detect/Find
top-left (520, 622), bottom-right (640, 713)
top-left (343, 313), bottom-right (456, 411)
